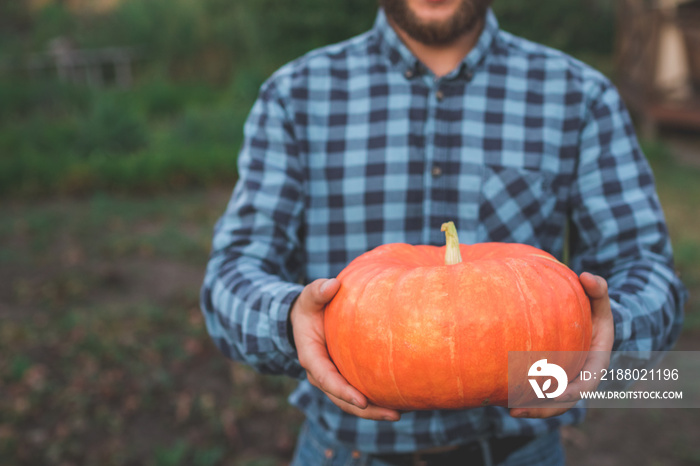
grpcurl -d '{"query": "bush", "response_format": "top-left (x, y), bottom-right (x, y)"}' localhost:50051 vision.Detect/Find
top-left (130, 80), bottom-right (219, 118)
top-left (0, 80), bottom-right (89, 121)
top-left (171, 108), bottom-right (241, 147)
top-left (0, 116), bottom-right (80, 157)
top-left (77, 95), bottom-right (149, 156)
top-left (493, 0), bottom-right (615, 57)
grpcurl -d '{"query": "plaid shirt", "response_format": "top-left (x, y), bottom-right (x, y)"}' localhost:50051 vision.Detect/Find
top-left (201, 9), bottom-right (686, 453)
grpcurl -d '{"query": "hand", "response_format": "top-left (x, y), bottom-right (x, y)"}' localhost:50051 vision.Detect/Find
top-left (509, 272), bottom-right (615, 419)
top-left (290, 278), bottom-right (402, 422)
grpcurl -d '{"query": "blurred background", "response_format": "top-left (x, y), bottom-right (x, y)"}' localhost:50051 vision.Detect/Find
top-left (0, 0), bottom-right (698, 465)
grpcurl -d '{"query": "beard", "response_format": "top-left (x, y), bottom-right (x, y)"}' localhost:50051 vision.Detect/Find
top-left (380, 0), bottom-right (492, 46)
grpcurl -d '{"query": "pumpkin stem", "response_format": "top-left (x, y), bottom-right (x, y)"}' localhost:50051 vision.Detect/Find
top-left (441, 221), bottom-right (463, 265)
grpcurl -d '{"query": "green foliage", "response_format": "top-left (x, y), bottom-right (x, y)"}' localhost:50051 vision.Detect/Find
top-left (640, 138), bottom-right (700, 316)
top-left (8, 355), bottom-right (33, 382)
top-left (153, 441), bottom-right (190, 466)
top-left (130, 80), bottom-right (218, 118)
top-left (0, 116), bottom-right (79, 157)
top-left (102, 0), bottom-right (378, 81)
top-left (493, 0), bottom-right (616, 57)
top-left (0, 0), bottom-right (620, 198)
top-left (78, 95), bottom-right (150, 156)
top-left (31, 4), bottom-right (76, 48)
top-left (0, 77), bottom-right (240, 196)
top-left (171, 107), bottom-right (241, 147)
top-left (0, 79), bottom-right (89, 120)
top-left (193, 446), bottom-right (225, 466)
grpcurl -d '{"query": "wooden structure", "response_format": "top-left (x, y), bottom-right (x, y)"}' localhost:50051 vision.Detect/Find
top-left (615, 0), bottom-right (700, 137)
top-left (25, 37), bottom-right (137, 88)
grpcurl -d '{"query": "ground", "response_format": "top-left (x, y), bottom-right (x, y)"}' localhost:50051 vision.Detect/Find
top-left (1, 136), bottom-right (699, 464)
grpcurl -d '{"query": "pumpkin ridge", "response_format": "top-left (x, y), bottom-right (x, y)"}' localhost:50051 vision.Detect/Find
top-left (415, 244), bottom-right (442, 266)
top-left (385, 326), bottom-right (406, 408)
top-left (544, 260), bottom-right (584, 351)
top-left (525, 255), bottom-right (591, 353)
top-left (446, 267), bottom-right (465, 405)
top-left (538, 259), bottom-right (571, 351)
top-left (340, 264), bottom-right (411, 405)
top-left (502, 259), bottom-right (534, 353)
top-left (328, 261), bottom-right (383, 397)
top-left (527, 252), bottom-right (563, 265)
top-left (555, 270), bottom-right (591, 371)
top-left (385, 266), bottom-right (429, 408)
top-left (352, 245), bottom-right (418, 268)
top-left (543, 259), bottom-right (592, 353)
top-left (353, 264), bottom-right (404, 393)
top-left (531, 260), bottom-right (590, 382)
top-left (386, 265), bottom-right (458, 409)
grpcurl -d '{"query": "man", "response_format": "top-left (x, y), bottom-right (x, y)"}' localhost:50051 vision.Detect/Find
top-left (201, 0), bottom-right (687, 464)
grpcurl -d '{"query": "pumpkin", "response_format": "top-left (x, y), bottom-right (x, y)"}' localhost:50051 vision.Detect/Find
top-left (324, 222), bottom-right (592, 410)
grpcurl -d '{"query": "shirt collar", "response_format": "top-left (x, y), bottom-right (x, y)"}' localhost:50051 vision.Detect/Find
top-left (372, 7), bottom-right (499, 80)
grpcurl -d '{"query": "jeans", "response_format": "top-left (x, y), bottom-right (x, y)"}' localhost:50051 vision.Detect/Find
top-left (290, 420), bottom-right (566, 466)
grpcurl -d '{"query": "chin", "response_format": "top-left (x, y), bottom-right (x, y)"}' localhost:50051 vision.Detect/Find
top-left (383, 0), bottom-right (489, 46)
top-left (412, 0), bottom-right (461, 19)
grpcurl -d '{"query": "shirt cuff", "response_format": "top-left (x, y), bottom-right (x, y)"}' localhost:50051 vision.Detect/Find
top-left (269, 282), bottom-right (305, 358)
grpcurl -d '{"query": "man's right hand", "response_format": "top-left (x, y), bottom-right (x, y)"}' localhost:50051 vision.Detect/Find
top-left (289, 278), bottom-right (401, 422)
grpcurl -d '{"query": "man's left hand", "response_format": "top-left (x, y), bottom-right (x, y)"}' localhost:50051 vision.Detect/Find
top-left (509, 272), bottom-right (615, 419)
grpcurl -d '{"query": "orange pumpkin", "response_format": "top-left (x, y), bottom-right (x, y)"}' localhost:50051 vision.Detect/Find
top-left (324, 222), bottom-right (592, 410)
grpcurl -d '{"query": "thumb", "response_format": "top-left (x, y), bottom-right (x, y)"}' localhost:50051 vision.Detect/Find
top-left (579, 272), bottom-right (608, 300)
top-left (579, 272), bottom-right (612, 320)
top-left (297, 278), bottom-right (340, 314)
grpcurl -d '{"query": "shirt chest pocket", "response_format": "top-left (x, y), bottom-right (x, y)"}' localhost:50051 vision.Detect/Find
top-left (477, 164), bottom-right (560, 245)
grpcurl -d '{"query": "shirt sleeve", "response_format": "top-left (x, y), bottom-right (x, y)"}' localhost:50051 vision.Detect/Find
top-left (568, 82), bottom-right (687, 355)
top-left (200, 77), bottom-right (306, 378)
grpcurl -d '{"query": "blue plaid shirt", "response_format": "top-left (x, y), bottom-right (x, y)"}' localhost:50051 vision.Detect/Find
top-left (201, 9), bottom-right (686, 453)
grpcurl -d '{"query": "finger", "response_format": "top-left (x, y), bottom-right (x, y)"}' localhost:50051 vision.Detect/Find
top-left (325, 391), bottom-right (401, 422)
top-left (579, 272), bottom-right (609, 304)
top-left (575, 350), bottom-right (610, 386)
top-left (564, 283), bottom-right (613, 397)
top-left (559, 358), bottom-right (609, 403)
top-left (303, 351), bottom-right (368, 409)
top-left (510, 406), bottom-right (571, 419)
top-left (296, 278), bottom-right (341, 314)
top-left (579, 272), bottom-right (614, 352)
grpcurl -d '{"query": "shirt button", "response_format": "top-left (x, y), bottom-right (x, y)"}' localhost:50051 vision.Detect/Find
top-left (431, 165), bottom-right (443, 177)
top-left (435, 89), bottom-right (444, 101)
top-left (404, 69), bottom-right (414, 79)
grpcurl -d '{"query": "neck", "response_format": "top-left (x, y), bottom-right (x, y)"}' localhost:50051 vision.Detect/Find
top-left (389, 18), bottom-right (485, 77)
